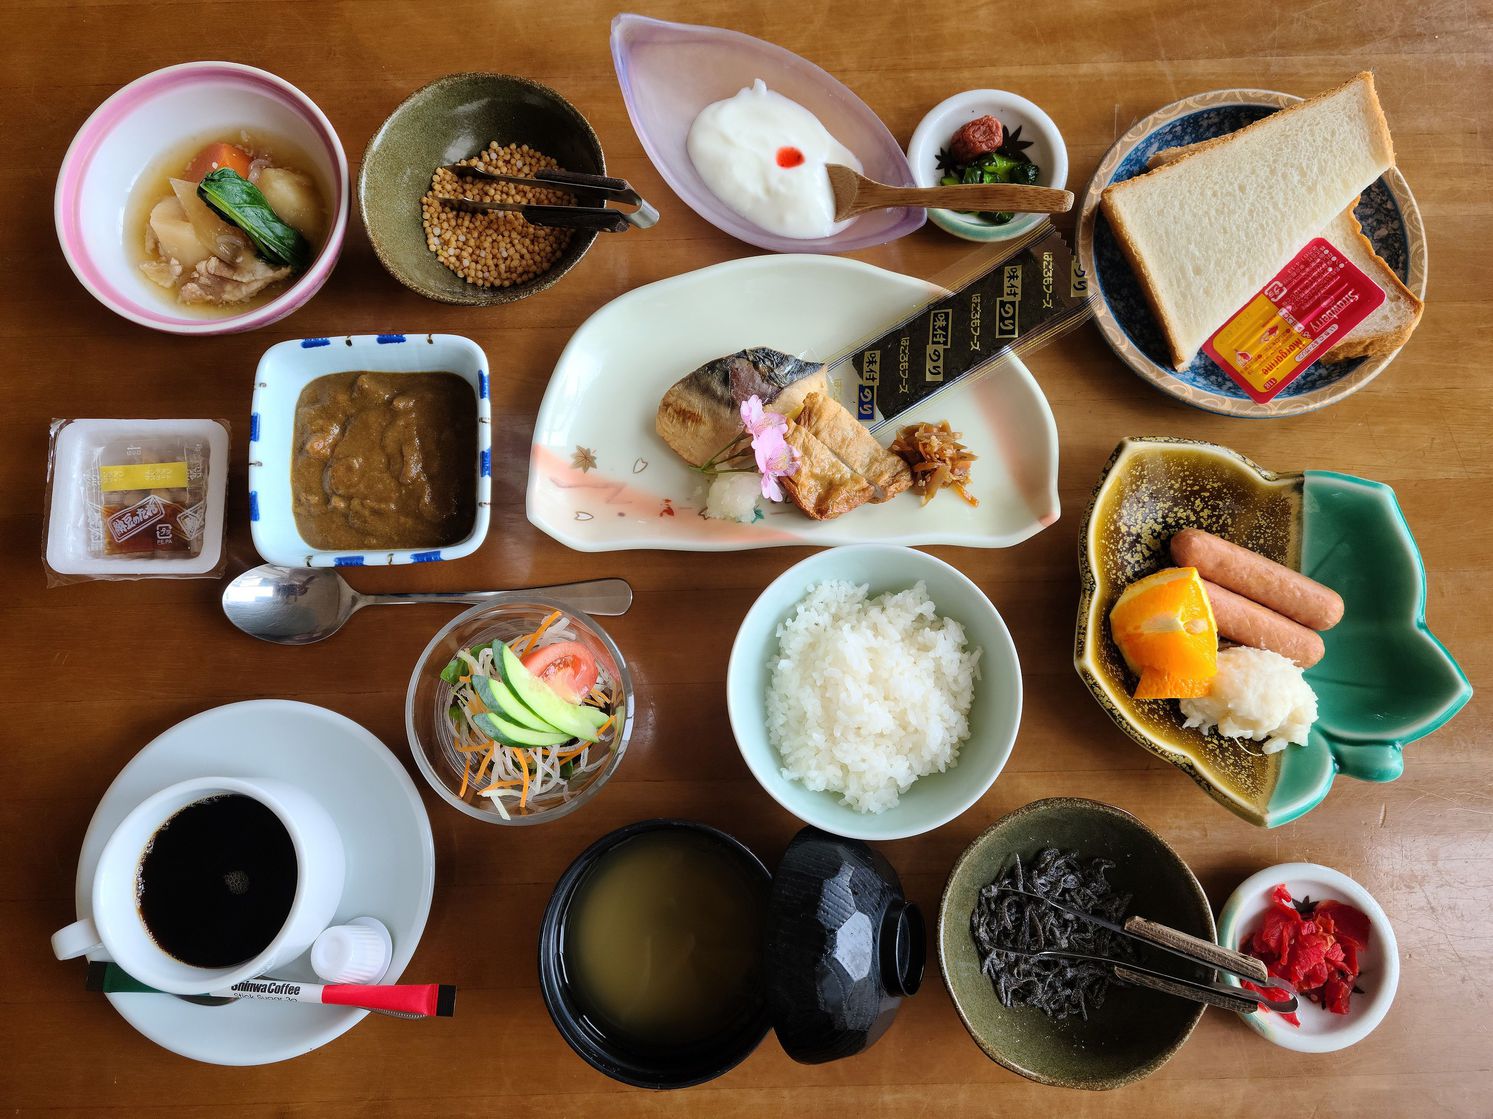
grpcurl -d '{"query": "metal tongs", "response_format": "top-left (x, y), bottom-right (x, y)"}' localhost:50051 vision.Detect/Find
top-left (436, 164), bottom-right (659, 234)
top-left (996, 887), bottom-right (1298, 1016)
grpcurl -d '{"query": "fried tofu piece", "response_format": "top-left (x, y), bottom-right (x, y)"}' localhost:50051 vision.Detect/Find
top-left (780, 393), bottom-right (913, 520)
top-left (795, 393), bottom-right (912, 501)
top-left (782, 423), bottom-right (877, 520)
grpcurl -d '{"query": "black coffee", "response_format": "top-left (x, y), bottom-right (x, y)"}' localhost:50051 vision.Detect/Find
top-left (137, 794), bottom-right (297, 968)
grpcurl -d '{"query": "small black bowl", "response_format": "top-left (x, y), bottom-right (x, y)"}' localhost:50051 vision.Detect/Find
top-left (538, 819), bottom-right (773, 1089)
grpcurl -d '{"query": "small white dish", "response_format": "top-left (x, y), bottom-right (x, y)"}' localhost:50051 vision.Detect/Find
top-left (68, 700), bottom-right (435, 1065)
top-left (907, 89), bottom-right (1068, 243)
top-left (249, 333), bottom-right (492, 568)
top-left (526, 254), bottom-right (1060, 551)
top-left (45, 418), bottom-right (229, 578)
top-left (1216, 862), bottom-right (1399, 1053)
top-left (726, 544), bottom-right (1022, 841)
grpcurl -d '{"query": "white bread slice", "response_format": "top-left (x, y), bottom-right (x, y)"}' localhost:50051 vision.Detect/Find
top-left (1102, 73), bottom-right (1396, 369)
top-left (1149, 146), bottom-right (1422, 361)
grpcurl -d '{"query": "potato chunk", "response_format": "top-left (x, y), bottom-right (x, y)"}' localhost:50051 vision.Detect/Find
top-left (257, 167), bottom-right (326, 242)
top-left (147, 197), bottom-right (211, 269)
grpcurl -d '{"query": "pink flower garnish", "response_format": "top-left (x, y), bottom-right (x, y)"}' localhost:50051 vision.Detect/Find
top-left (740, 395), bottom-right (799, 501)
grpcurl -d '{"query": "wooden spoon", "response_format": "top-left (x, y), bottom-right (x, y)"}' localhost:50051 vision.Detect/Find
top-left (827, 164), bottom-right (1073, 222)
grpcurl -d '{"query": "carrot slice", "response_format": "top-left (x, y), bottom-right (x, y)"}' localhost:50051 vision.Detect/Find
top-left (522, 611), bottom-right (563, 656)
top-left (185, 142), bottom-right (253, 182)
top-left (474, 744), bottom-right (497, 784)
top-left (458, 754), bottom-right (472, 798)
top-left (515, 748), bottom-right (531, 807)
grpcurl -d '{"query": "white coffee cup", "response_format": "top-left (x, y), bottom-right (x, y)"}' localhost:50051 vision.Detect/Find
top-left (51, 776), bottom-right (345, 995)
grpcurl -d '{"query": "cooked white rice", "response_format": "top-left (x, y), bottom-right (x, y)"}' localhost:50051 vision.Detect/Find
top-left (765, 579), bottom-right (981, 813)
top-left (1180, 645), bottom-right (1318, 754)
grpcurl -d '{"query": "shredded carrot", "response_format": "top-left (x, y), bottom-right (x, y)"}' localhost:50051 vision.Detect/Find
top-left (594, 715), bottom-right (615, 736)
top-left (478, 778), bottom-right (522, 794)
top-left (468, 694), bottom-right (488, 716)
top-left (455, 736), bottom-right (494, 753)
top-left (458, 753), bottom-right (472, 798)
top-left (474, 744), bottom-right (496, 784)
top-left (522, 610), bottom-right (563, 656)
top-left (515, 748), bottom-right (531, 806)
top-left (555, 743), bottom-right (589, 762)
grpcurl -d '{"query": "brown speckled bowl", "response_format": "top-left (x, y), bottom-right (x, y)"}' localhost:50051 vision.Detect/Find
top-left (1075, 437), bottom-right (1297, 824)
top-left (1075, 436), bottom-right (1471, 829)
top-left (358, 73), bottom-right (603, 305)
top-left (938, 798), bottom-right (1212, 1091)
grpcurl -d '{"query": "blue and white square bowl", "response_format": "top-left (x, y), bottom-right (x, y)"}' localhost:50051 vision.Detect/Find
top-left (249, 333), bottom-right (492, 567)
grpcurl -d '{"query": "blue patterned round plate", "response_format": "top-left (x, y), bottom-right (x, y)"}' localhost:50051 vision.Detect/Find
top-left (1076, 89), bottom-right (1426, 418)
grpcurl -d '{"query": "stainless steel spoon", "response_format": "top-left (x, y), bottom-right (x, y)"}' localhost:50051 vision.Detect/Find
top-left (222, 564), bottom-right (633, 645)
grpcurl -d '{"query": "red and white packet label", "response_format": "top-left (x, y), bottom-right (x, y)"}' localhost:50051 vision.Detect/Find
top-left (1203, 237), bottom-right (1386, 403)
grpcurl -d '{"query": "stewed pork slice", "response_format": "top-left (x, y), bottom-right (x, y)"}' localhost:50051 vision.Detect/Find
top-left (178, 254), bottom-right (292, 305)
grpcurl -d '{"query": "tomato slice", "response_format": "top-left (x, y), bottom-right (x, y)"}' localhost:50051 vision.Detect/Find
top-left (520, 640), bottom-right (599, 705)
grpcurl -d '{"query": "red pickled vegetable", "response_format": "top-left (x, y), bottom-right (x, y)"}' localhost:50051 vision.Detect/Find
top-left (1239, 883), bottom-right (1371, 1027)
top-left (949, 115), bottom-right (1004, 163)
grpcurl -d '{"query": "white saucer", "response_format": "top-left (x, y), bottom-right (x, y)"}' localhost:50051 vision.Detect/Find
top-left (71, 700), bottom-right (435, 1065)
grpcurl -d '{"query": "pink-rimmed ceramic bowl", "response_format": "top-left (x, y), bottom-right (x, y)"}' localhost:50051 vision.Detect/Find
top-left (55, 62), bottom-right (349, 335)
top-left (611, 13), bottom-right (923, 253)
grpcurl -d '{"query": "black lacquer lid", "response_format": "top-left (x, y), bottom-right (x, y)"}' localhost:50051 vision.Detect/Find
top-left (765, 826), bottom-right (926, 1064)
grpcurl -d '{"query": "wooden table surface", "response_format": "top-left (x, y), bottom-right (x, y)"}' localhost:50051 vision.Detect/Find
top-left (4, 0), bottom-right (1490, 1115)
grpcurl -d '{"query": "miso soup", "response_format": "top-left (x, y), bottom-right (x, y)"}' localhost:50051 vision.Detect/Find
top-left (561, 829), bottom-right (768, 1047)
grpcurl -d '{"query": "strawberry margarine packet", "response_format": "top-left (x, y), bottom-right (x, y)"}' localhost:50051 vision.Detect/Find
top-left (1204, 237), bottom-right (1386, 403)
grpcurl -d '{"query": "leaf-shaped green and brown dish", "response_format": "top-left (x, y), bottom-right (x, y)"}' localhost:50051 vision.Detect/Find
top-left (1075, 437), bottom-right (1470, 827)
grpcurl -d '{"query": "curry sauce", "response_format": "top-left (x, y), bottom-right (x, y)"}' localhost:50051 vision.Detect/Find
top-left (291, 371), bottom-right (476, 551)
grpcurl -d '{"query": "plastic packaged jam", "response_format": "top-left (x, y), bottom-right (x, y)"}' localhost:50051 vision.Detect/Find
top-left (43, 419), bottom-right (230, 584)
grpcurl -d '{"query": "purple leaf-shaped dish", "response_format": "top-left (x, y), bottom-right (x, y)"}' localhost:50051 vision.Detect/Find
top-left (611, 13), bottom-right (924, 253)
top-left (1075, 437), bottom-right (1470, 828)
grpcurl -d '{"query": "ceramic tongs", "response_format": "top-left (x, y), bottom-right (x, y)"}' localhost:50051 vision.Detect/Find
top-left (436, 165), bottom-right (659, 233)
top-left (996, 887), bottom-right (1298, 1015)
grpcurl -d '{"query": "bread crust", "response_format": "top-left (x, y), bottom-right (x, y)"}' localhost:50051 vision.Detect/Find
top-left (1099, 188), bottom-right (1192, 368)
top-left (1101, 72), bottom-right (1397, 370)
top-left (1318, 209), bottom-right (1422, 359)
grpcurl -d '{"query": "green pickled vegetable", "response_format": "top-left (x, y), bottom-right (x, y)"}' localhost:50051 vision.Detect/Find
top-left (973, 152), bottom-right (1026, 180)
top-left (197, 168), bottom-right (312, 269)
top-left (1012, 162), bottom-right (1042, 186)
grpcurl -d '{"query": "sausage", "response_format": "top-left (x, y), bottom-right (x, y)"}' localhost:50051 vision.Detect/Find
top-left (1203, 581), bottom-right (1325, 667)
top-left (1170, 528), bottom-right (1343, 630)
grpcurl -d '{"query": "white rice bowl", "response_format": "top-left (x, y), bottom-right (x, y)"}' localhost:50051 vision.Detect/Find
top-left (765, 579), bottom-right (982, 813)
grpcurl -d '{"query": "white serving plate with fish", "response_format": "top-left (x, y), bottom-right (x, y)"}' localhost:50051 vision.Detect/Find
top-left (527, 254), bottom-right (1060, 551)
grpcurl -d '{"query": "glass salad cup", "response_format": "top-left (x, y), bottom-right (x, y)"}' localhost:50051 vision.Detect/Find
top-left (406, 597), bottom-right (633, 825)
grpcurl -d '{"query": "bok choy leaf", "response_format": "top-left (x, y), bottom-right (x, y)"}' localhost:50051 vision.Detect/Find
top-left (197, 168), bottom-right (312, 270)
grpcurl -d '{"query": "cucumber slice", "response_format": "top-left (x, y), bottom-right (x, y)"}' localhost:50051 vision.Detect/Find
top-left (499, 644), bottom-right (601, 742)
top-left (574, 703), bottom-right (611, 730)
top-left (472, 673), bottom-right (565, 735)
top-left (471, 711), bottom-right (572, 748)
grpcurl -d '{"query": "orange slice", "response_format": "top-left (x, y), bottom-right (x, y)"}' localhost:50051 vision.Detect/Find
top-left (1109, 567), bottom-right (1219, 700)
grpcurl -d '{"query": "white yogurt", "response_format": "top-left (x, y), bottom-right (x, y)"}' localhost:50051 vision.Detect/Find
top-left (687, 79), bottom-right (861, 240)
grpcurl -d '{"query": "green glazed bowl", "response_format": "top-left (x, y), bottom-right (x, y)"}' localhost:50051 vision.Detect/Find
top-left (1075, 437), bottom-right (1471, 828)
top-left (359, 72), bottom-right (603, 305)
top-left (726, 544), bottom-right (1022, 841)
top-left (939, 798), bottom-right (1211, 1090)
